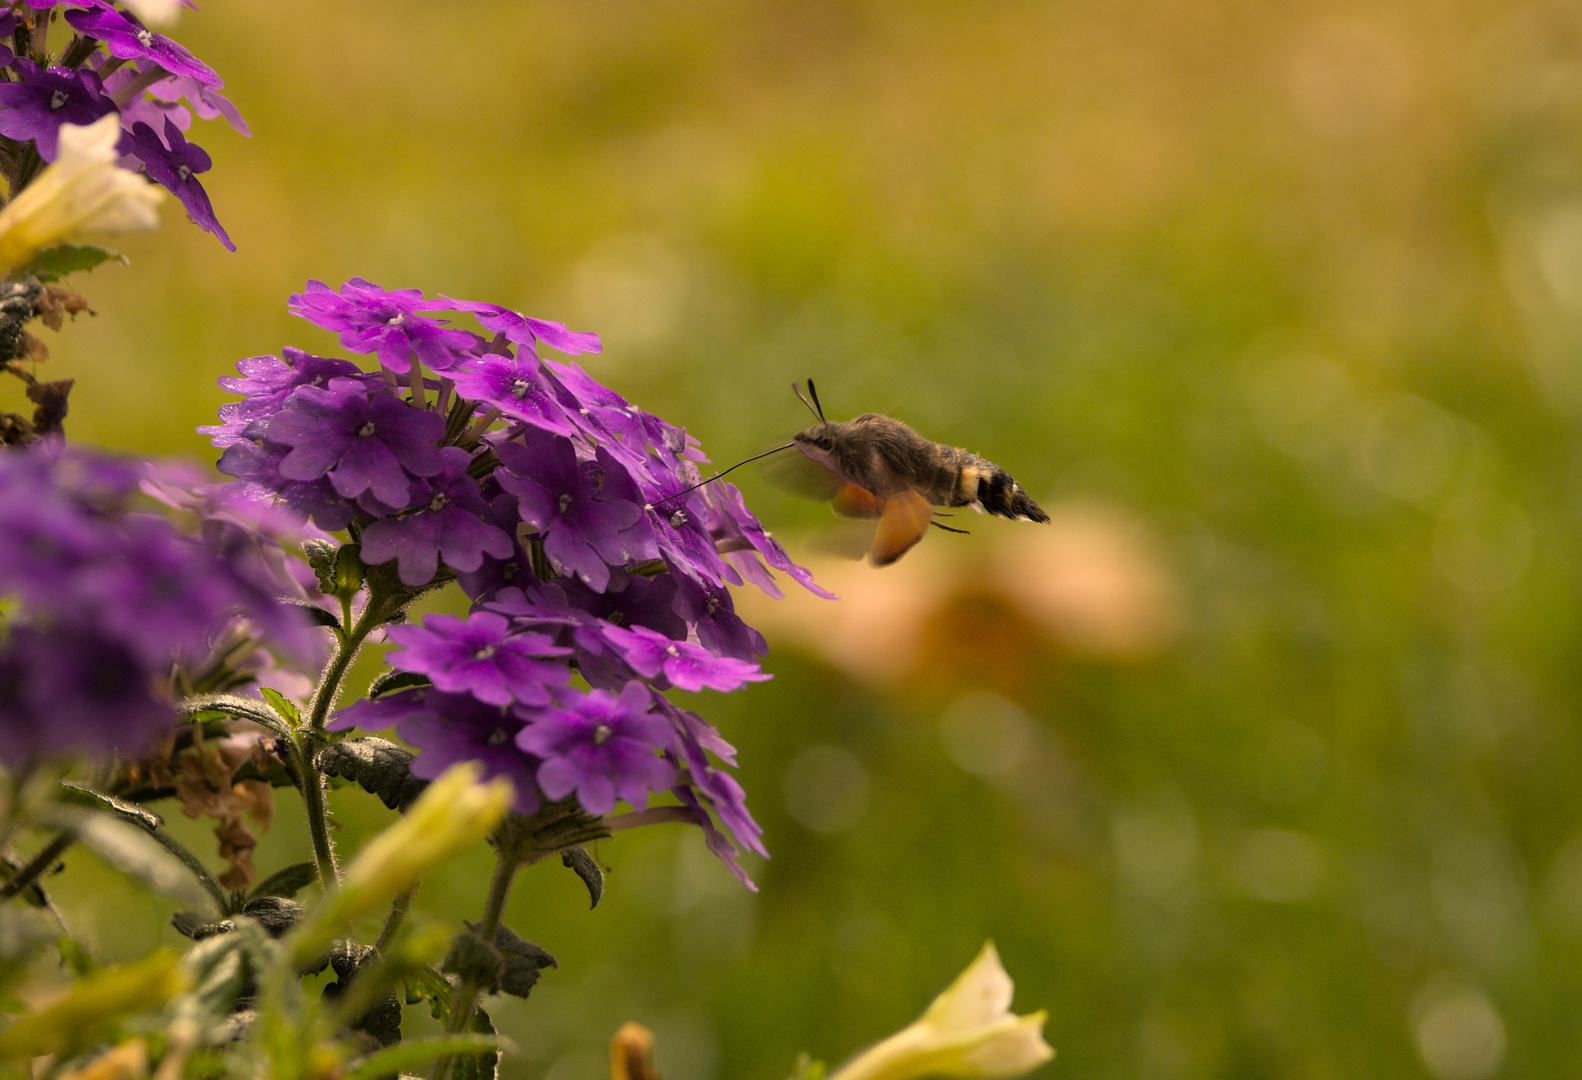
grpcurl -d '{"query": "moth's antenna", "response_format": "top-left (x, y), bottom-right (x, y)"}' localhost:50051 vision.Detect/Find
top-left (644, 442), bottom-right (797, 511)
top-left (793, 380), bottom-right (826, 423)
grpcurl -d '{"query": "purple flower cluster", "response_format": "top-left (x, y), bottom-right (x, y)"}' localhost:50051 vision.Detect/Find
top-left (0, 2), bottom-right (246, 249)
top-left (214, 278), bottom-right (832, 884)
top-left (0, 444), bottom-right (309, 766)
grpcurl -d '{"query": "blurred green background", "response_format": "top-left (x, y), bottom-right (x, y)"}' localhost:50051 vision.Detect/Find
top-left (26, 0), bottom-right (1582, 1077)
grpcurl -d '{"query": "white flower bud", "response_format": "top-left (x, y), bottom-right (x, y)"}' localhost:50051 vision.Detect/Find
top-left (0, 115), bottom-right (164, 275)
top-left (827, 943), bottom-right (1054, 1080)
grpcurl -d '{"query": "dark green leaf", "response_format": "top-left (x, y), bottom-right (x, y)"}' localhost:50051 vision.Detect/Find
top-left (283, 598), bottom-right (342, 632)
top-left (367, 670), bottom-right (431, 699)
top-left (248, 861), bottom-right (318, 901)
top-left (491, 924), bottom-right (556, 999)
top-left (14, 244), bottom-right (124, 282)
top-left (240, 896), bottom-right (305, 938)
top-left (316, 737), bottom-right (427, 811)
top-left (561, 847), bottom-right (604, 909)
top-left (179, 694), bottom-right (295, 741)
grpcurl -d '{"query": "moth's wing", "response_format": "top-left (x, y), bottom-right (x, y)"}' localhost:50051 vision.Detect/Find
top-left (831, 483), bottom-right (885, 519)
top-left (761, 450), bottom-right (846, 502)
top-left (869, 488), bottom-right (934, 566)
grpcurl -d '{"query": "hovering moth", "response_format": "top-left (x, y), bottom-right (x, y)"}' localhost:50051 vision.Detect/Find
top-left (647, 381), bottom-right (1049, 566)
top-left (786, 380), bottom-right (1049, 566)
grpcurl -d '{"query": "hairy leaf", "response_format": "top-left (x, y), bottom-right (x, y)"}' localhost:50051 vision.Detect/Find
top-left (316, 737), bottom-right (428, 811)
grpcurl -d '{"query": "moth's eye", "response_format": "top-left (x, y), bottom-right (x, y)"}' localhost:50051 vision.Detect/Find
top-left (818, 436), bottom-right (833, 449)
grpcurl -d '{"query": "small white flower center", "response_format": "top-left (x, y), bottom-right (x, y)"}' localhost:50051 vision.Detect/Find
top-left (706, 595), bottom-right (720, 617)
top-left (592, 723), bottom-right (612, 746)
top-left (669, 510), bottom-right (687, 528)
top-left (427, 491), bottom-right (448, 513)
top-left (486, 727), bottom-right (509, 746)
top-left (510, 378), bottom-right (532, 400)
top-left (177, 164), bottom-right (192, 183)
top-left (136, 29), bottom-right (155, 47)
top-left (386, 312), bottom-right (406, 327)
top-left (48, 90), bottom-right (67, 110)
top-left (356, 420), bottom-right (376, 437)
top-left (665, 645), bottom-right (680, 657)
top-left (558, 493), bottom-right (572, 514)
top-left (474, 643), bottom-right (495, 660)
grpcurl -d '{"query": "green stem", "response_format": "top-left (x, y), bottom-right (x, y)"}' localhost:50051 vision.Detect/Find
top-left (295, 590), bottom-right (403, 890)
top-left (430, 852), bottom-right (522, 1080)
top-left (0, 830), bottom-right (72, 901)
top-left (372, 884), bottom-right (416, 956)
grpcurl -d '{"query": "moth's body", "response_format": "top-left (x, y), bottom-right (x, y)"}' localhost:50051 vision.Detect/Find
top-left (792, 409), bottom-right (1049, 565)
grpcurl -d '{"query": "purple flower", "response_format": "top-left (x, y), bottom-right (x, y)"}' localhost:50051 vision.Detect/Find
top-left (289, 279), bottom-right (475, 374)
top-left (0, 60), bottom-right (116, 161)
top-left (516, 682), bottom-right (675, 816)
top-left (330, 688), bottom-right (544, 815)
top-left (385, 611), bottom-right (569, 707)
top-left (126, 117), bottom-right (231, 249)
top-left (202, 347), bottom-right (365, 447)
top-left (216, 438), bottom-right (356, 532)
top-left (264, 380), bottom-right (445, 507)
top-left (557, 571), bottom-right (688, 642)
top-left (598, 623), bottom-right (769, 692)
top-left (358, 446), bottom-right (515, 586)
top-left (672, 783), bottom-right (756, 891)
top-left (672, 574), bottom-right (767, 660)
top-left (446, 352), bottom-right (581, 437)
top-left (66, 6), bottom-right (221, 86)
top-left (441, 298), bottom-right (602, 355)
top-left (148, 73), bottom-right (249, 136)
top-left (663, 702), bottom-right (765, 857)
top-left (495, 438), bottom-right (654, 592)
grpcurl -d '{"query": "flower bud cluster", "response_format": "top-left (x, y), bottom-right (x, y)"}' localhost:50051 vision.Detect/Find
top-left (212, 278), bottom-right (832, 884)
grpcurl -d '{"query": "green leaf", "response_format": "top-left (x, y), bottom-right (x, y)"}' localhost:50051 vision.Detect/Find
top-left (561, 847), bottom-right (604, 909)
top-left (259, 687), bottom-right (302, 728)
top-left (344, 1034), bottom-right (509, 1080)
top-left (316, 736), bottom-right (428, 811)
top-left (248, 861), bottom-right (318, 901)
top-left (13, 243), bottom-right (125, 283)
top-left (180, 693), bottom-right (295, 741)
